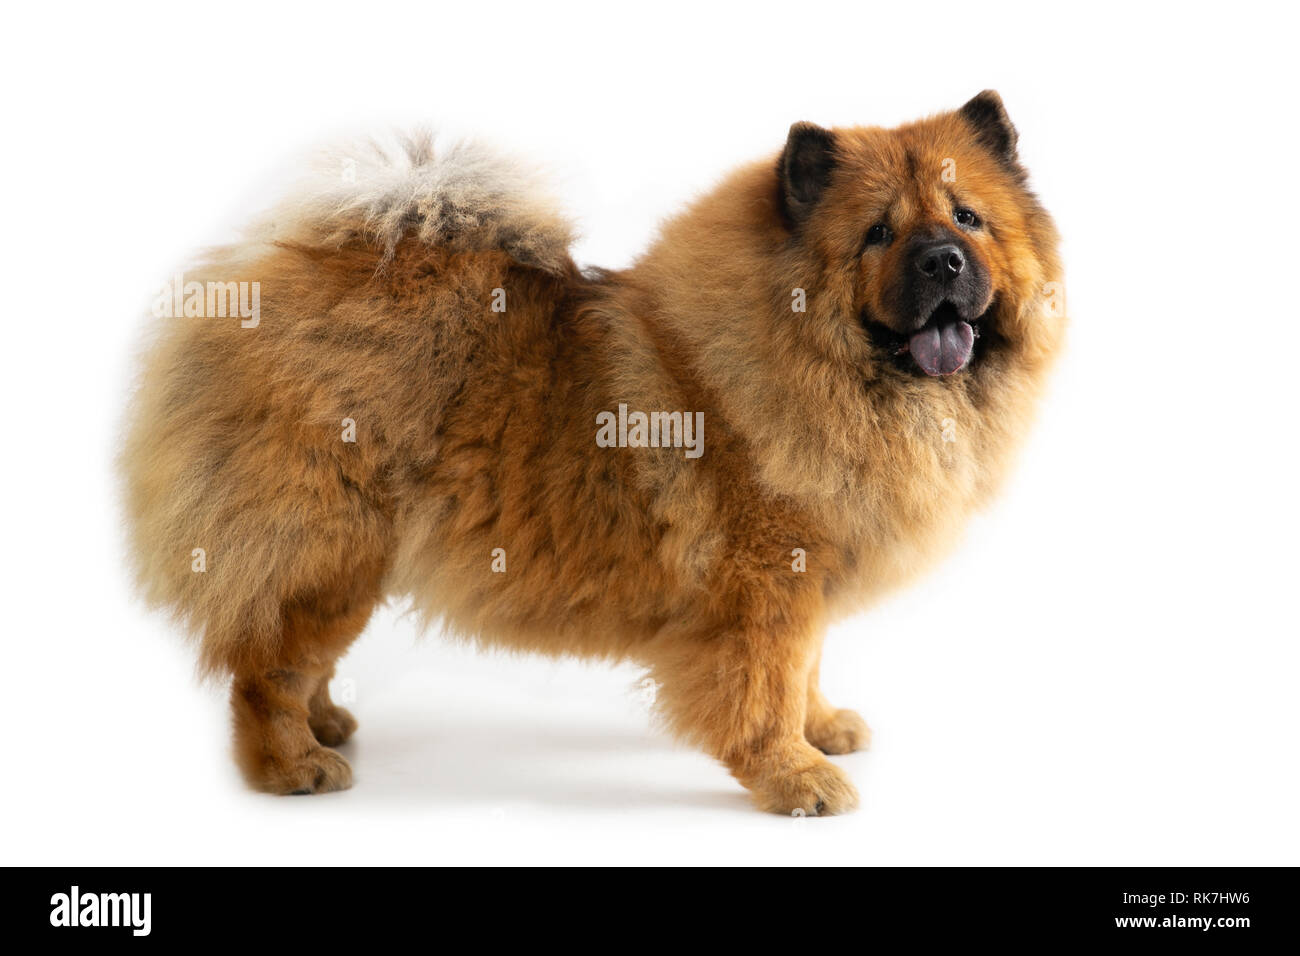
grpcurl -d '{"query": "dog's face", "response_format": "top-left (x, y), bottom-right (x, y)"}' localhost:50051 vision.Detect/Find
top-left (777, 91), bottom-right (1059, 378)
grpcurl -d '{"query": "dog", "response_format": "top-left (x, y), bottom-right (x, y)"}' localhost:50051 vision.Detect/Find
top-left (121, 91), bottom-right (1064, 814)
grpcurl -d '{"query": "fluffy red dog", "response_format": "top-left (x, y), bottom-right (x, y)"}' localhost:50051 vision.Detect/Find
top-left (122, 91), bottom-right (1064, 814)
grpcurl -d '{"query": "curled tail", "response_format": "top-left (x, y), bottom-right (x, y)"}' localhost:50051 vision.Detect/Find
top-left (264, 130), bottom-right (575, 273)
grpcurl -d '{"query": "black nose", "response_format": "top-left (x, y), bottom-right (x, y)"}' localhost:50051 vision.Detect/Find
top-left (916, 243), bottom-right (965, 280)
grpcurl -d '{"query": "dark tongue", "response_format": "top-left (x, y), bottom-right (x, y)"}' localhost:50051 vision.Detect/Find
top-left (910, 319), bottom-right (974, 376)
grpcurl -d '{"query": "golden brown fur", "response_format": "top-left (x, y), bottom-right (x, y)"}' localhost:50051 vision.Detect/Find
top-left (121, 93), bottom-right (1063, 812)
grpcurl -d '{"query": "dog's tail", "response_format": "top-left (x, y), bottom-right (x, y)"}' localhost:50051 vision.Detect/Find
top-left (260, 130), bottom-right (576, 273)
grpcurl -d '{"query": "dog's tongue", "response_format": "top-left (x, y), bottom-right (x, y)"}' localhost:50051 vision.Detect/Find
top-left (910, 319), bottom-right (974, 376)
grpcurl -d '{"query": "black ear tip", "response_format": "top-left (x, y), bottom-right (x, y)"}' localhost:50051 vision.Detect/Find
top-left (967, 89), bottom-right (1005, 109)
top-left (960, 90), bottom-right (1011, 128)
top-left (785, 121), bottom-right (835, 153)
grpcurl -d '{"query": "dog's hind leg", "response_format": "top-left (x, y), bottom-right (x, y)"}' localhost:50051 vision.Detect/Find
top-left (230, 555), bottom-right (386, 795)
top-left (803, 645), bottom-right (872, 755)
top-left (307, 664), bottom-right (358, 747)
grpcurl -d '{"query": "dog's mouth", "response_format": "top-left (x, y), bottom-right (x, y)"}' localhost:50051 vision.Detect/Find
top-left (863, 300), bottom-right (990, 377)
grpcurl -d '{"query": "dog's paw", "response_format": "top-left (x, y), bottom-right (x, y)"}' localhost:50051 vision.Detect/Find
top-left (309, 704), bottom-right (358, 747)
top-left (755, 759), bottom-right (859, 816)
top-left (805, 707), bottom-right (871, 755)
top-left (265, 747), bottom-right (354, 795)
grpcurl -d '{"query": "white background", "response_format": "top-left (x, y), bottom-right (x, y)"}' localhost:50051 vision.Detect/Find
top-left (2, 0), bottom-right (1297, 865)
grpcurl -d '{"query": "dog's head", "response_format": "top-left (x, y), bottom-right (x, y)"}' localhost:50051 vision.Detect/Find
top-left (776, 91), bottom-right (1060, 378)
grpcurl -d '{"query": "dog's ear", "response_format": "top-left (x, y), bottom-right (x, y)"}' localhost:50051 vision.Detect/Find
top-left (778, 122), bottom-right (837, 226)
top-left (959, 90), bottom-right (1019, 165)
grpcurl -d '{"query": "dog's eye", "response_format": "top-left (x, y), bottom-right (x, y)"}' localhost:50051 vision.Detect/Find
top-left (954, 207), bottom-right (981, 228)
top-left (864, 223), bottom-right (892, 247)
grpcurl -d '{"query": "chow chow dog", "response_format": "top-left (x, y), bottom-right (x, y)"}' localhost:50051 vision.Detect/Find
top-left (121, 91), bottom-right (1063, 814)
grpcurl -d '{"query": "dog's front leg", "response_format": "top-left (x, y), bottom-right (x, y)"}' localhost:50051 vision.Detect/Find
top-left (649, 618), bottom-right (859, 816)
